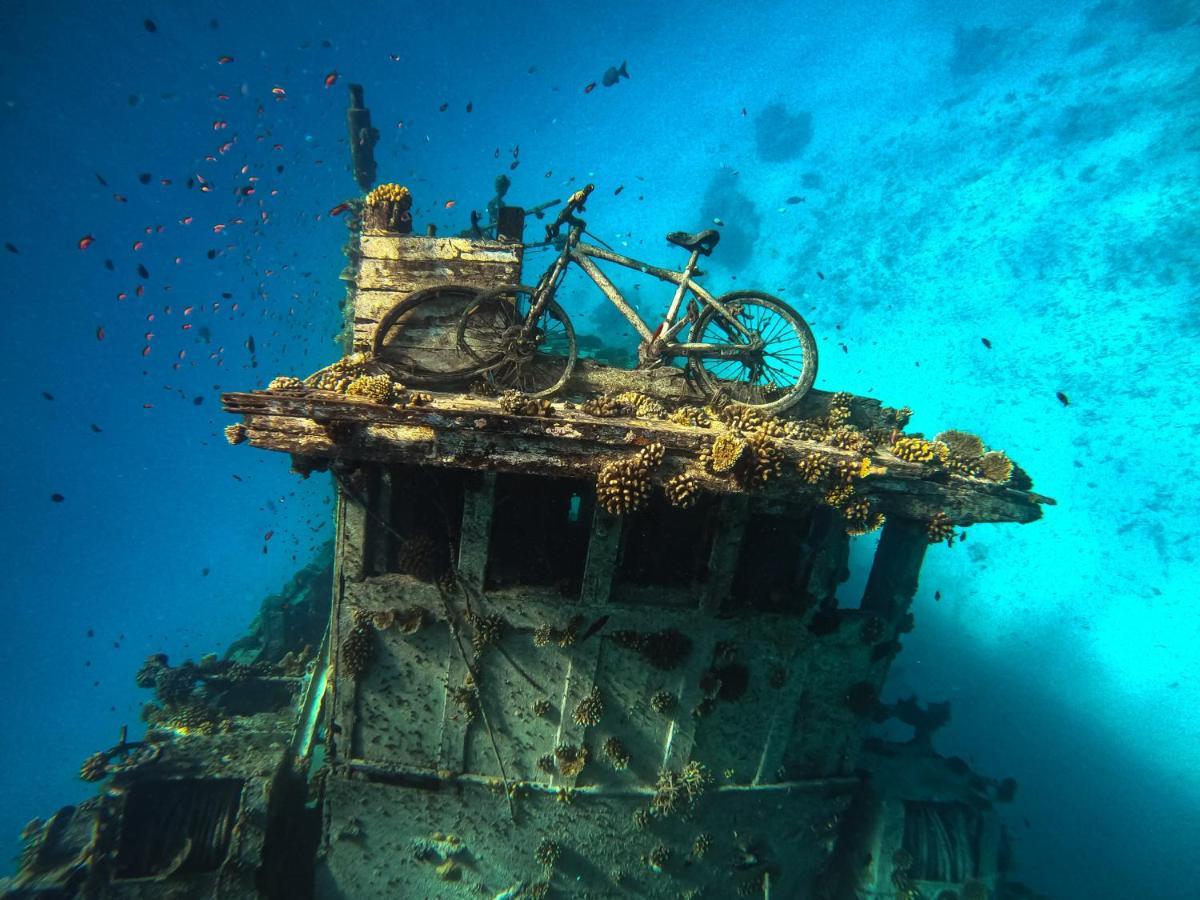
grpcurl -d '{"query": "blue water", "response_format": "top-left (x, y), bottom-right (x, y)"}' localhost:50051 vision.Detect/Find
top-left (1, 1), bottom-right (1197, 896)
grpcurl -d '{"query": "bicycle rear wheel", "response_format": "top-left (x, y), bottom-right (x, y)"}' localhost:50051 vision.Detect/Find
top-left (456, 284), bottom-right (578, 397)
top-left (688, 290), bottom-right (818, 413)
top-left (370, 284), bottom-right (484, 384)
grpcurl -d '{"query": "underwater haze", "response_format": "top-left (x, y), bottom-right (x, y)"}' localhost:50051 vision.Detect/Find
top-left (1, 0), bottom-right (1198, 896)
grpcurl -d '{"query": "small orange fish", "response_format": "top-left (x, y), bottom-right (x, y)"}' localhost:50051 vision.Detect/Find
top-left (141, 346), bottom-right (151, 357)
top-left (217, 55), bottom-right (234, 64)
top-left (584, 81), bottom-right (597, 93)
top-left (96, 326), bottom-right (105, 341)
top-left (328, 202), bottom-right (350, 216)
top-left (213, 120), bottom-right (227, 130)
top-left (78, 234), bottom-right (94, 250)
top-left (132, 240), bottom-right (144, 250)
top-left (271, 86), bottom-right (286, 97)
top-left (324, 71), bottom-right (338, 88)
top-left (264, 530), bottom-right (274, 542)
top-left (444, 200), bottom-right (456, 209)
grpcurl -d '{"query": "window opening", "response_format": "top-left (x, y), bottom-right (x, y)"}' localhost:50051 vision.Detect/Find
top-left (485, 474), bottom-right (594, 594)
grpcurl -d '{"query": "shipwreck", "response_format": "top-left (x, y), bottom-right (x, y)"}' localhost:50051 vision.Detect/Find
top-left (3, 87), bottom-right (1053, 900)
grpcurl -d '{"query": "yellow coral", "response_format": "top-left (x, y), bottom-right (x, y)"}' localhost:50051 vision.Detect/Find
top-left (366, 183), bottom-right (412, 206)
top-left (926, 511), bottom-right (956, 545)
top-left (742, 431), bottom-right (785, 487)
top-left (664, 473), bottom-right (700, 508)
top-left (614, 390), bottom-right (666, 418)
top-left (346, 374), bottom-right (395, 404)
top-left (268, 375), bottom-right (304, 391)
top-left (980, 450), bottom-right (1013, 483)
top-left (796, 451), bottom-right (831, 484)
top-left (891, 437), bottom-right (948, 464)
top-left (596, 458), bottom-right (651, 515)
top-left (224, 423), bottom-right (247, 445)
top-left (707, 432), bottom-right (748, 474)
top-left (637, 441), bottom-right (666, 470)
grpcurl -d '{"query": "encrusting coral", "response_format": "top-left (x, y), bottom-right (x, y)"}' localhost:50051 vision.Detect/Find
top-left (267, 375), bottom-right (304, 391)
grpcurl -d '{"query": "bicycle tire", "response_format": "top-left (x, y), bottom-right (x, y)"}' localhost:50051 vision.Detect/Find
top-left (370, 284), bottom-right (485, 384)
top-left (455, 284), bottom-right (578, 398)
top-left (688, 290), bottom-right (818, 414)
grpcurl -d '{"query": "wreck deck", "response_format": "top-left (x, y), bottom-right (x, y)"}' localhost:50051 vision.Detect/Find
top-left (222, 380), bottom-right (1050, 527)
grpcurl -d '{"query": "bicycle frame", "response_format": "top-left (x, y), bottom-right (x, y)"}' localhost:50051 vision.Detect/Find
top-left (526, 224), bottom-right (762, 360)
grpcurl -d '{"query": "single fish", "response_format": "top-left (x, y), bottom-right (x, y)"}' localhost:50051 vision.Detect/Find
top-left (143, 19), bottom-right (157, 33)
top-left (78, 234), bottom-right (95, 250)
top-left (4, 241), bottom-right (17, 253)
top-left (1056, 391), bottom-right (1069, 406)
top-left (324, 71), bottom-right (338, 88)
top-left (583, 81), bottom-right (597, 93)
top-left (601, 61), bottom-right (629, 87)
top-left (217, 55), bottom-right (234, 64)
top-left (981, 337), bottom-right (992, 348)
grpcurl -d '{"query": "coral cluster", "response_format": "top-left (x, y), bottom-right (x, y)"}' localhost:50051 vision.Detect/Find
top-left (602, 736), bottom-right (630, 769)
top-left (366, 183), bottom-right (412, 206)
top-left (267, 375), bottom-right (304, 391)
top-left (613, 628), bottom-right (692, 670)
top-left (224, 423), bottom-right (247, 445)
top-left (595, 441), bottom-right (669, 516)
top-left (926, 511), bottom-right (956, 546)
top-left (79, 752), bottom-right (107, 782)
top-left (468, 612), bottom-right (505, 655)
top-left (536, 838), bottom-right (560, 869)
top-left (573, 686), bottom-right (604, 726)
top-left (652, 761), bottom-right (712, 816)
top-left (667, 405), bottom-right (711, 427)
top-left (841, 496), bottom-right (885, 536)
top-left (340, 621), bottom-right (376, 678)
top-left (646, 845), bottom-right (672, 871)
top-left (702, 432), bottom-right (747, 475)
top-left (596, 457), bottom-right (652, 515)
top-left (691, 832), bottom-right (713, 859)
top-left (533, 616), bottom-right (582, 648)
top-left (650, 690), bottom-right (676, 714)
top-left (369, 605), bottom-right (426, 634)
top-left (345, 374), bottom-right (396, 405)
top-left (395, 533), bottom-right (444, 582)
top-left (936, 429), bottom-right (1013, 483)
top-left (891, 436), bottom-right (949, 464)
top-left (554, 744), bottom-right (588, 777)
top-left (532, 698), bottom-right (552, 717)
top-left (663, 473), bottom-right (700, 508)
top-left (499, 390), bottom-right (553, 417)
top-left (306, 352), bottom-right (371, 392)
top-left (449, 682), bottom-right (479, 723)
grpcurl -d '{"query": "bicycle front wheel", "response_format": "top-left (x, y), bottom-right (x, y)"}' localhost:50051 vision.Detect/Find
top-left (456, 284), bottom-right (578, 397)
top-left (688, 290), bottom-right (818, 413)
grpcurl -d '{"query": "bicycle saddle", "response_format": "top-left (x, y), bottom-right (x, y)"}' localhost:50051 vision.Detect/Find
top-left (666, 229), bottom-right (721, 256)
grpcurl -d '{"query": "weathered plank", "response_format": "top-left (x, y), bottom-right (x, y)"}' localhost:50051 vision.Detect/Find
top-left (223, 389), bottom-right (1051, 525)
top-left (358, 234), bottom-right (522, 263)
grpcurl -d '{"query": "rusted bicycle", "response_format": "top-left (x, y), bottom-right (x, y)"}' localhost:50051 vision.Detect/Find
top-left (372, 189), bottom-right (818, 412)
